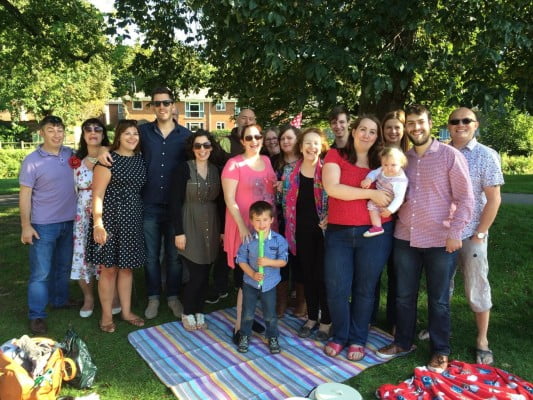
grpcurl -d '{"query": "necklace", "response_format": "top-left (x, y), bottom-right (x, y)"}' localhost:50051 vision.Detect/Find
top-left (87, 156), bottom-right (98, 164)
top-left (193, 160), bottom-right (211, 203)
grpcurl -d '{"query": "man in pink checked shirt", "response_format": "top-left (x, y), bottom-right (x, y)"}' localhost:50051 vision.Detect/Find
top-left (376, 104), bottom-right (474, 373)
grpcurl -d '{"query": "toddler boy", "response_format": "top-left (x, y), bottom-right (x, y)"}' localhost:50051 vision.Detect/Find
top-left (236, 201), bottom-right (288, 354)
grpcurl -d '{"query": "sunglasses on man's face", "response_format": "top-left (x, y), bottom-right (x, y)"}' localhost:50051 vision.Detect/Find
top-left (83, 125), bottom-right (104, 133)
top-left (244, 135), bottom-right (263, 142)
top-left (153, 100), bottom-right (173, 107)
top-left (193, 142), bottom-right (212, 150)
top-left (449, 118), bottom-right (476, 125)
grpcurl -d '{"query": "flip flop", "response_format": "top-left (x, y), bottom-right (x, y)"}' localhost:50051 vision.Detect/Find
top-left (99, 321), bottom-right (116, 333)
top-left (123, 317), bottom-right (145, 327)
top-left (347, 344), bottom-right (365, 362)
top-left (324, 341), bottom-right (344, 357)
top-left (476, 348), bottom-right (494, 365)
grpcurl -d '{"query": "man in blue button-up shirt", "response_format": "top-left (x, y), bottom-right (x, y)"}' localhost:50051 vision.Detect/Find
top-left (235, 201), bottom-right (288, 354)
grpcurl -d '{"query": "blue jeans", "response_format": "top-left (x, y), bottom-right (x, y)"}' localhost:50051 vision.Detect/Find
top-left (241, 284), bottom-right (278, 338)
top-left (393, 239), bottom-right (457, 355)
top-left (143, 204), bottom-right (182, 299)
top-left (324, 222), bottom-right (393, 346)
top-left (28, 221), bottom-right (74, 319)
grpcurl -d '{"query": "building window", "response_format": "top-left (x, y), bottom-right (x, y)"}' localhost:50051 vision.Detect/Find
top-left (215, 102), bottom-right (226, 111)
top-left (132, 100), bottom-right (143, 110)
top-left (185, 102), bottom-right (204, 118)
top-left (234, 106), bottom-right (241, 116)
top-left (186, 122), bottom-right (204, 132)
top-left (216, 122), bottom-right (225, 130)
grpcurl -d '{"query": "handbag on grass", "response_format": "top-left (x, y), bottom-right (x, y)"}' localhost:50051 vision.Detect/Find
top-left (0, 337), bottom-right (76, 400)
top-left (59, 329), bottom-right (97, 389)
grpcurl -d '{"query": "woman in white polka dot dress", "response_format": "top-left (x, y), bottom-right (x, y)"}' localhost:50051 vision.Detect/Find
top-left (86, 119), bottom-right (147, 333)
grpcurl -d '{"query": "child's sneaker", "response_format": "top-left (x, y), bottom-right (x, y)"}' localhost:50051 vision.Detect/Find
top-left (363, 226), bottom-right (384, 238)
top-left (269, 337), bottom-right (281, 354)
top-left (238, 334), bottom-right (249, 353)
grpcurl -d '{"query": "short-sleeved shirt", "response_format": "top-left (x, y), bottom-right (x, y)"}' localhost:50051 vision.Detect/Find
top-left (139, 120), bottom-right (191, 205)
top-left (19, 145), bottom-right (76, 224)
top-left (395, 139), bottom-right (474, 247)
top-left (236, 230), bottom-right (289, 292)
top-left (454, 138), bottom-right (504, 238)
top-left (324, 148), bottom-right (393, 226)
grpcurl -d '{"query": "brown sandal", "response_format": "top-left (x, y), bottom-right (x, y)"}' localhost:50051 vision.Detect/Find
top-left (123, 317), bottom-right (145, 327)
top-left (99, 321), bottom-right (116, 333)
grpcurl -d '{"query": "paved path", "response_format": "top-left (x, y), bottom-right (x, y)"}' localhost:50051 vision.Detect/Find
top-left (1, 193), bottom-right (533, 207)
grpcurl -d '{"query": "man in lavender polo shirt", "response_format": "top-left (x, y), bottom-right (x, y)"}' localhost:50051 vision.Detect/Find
top-left (376, 104), bottom-right (474, 372)
top-left (19, 115), bottom-right (77, 334)
top-left (449, 107), bottom-right (504, 365)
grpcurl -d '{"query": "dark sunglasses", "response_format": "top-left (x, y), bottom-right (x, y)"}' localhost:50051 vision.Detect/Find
top-left (153, 100), bottom-right (173, 107)
top-left (449, 118), bottom-right (476, 125)
top-left (193, 142), bottom-right (212, 150)
top-left (83, 125), bottom-right (104, 133)
top-left (244, 134), bottom-right (263, 142)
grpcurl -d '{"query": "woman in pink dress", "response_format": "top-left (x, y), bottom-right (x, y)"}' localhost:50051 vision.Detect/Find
top-left (222, 123), bottom-right (277, 342)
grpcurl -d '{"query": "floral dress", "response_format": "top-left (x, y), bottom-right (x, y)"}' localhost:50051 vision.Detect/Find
top-left (71, 160), bottom-right (97, 283)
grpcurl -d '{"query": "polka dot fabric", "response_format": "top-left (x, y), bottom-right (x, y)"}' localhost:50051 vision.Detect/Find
top-left (86, 152), bottom-right (146, 269)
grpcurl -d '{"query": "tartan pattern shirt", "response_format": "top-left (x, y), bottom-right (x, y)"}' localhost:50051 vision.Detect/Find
top-left (395, 139), bottom-right (474, 248)
top-left (454, 138), bottom-right (504, 239)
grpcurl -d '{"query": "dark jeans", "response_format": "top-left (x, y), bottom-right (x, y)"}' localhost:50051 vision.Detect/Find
top-left (241, 284), bottom-right (278, 338)
top-left (296, 228), bottom-right (330, 324)
top-left (324, 222), bottom-right (393, 346)
top-left (28, 222), bottom-right (73, 319)
top-left (393, 238), bottom-right (457, 355)
top-left (210, 247), bottom-right (229, 295)
top-left (182, 257), bottom-right (210, 315)
top-left (371, 251), bottom-right (397, 329)
top-left (143, 204), bottom-right (183, 299)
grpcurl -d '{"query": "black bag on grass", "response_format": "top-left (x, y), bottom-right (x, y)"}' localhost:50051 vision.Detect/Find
top-left (60, 328), bottom-right (97, 389)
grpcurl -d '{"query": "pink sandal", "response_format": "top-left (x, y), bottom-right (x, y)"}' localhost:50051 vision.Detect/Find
top-left (347, 344), bottom-right (365, 361)
top-left (324, 341), bottom-right (344, 357)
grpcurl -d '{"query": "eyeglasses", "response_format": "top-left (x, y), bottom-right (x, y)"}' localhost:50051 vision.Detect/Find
top-left (244, 135), bottom-right (263, 142)
top-left (153, 100), bottom-right (173, 107)
top-left (449, 118), bottom-right (476, 125)
top-left (193, 142), bottom-right (212, 150)
top-left (83, 125), bottom-right (104, 133)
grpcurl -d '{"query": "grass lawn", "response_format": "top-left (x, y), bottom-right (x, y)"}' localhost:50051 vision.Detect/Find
top-left (503, 174), bottom-right (533, 194)
top-left (0, 178), bottom-right (18, 195)
top-left (0, 204), bottom-right (532, 399)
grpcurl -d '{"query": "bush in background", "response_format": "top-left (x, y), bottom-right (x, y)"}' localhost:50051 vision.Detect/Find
top-left (0, 149), bottom-right (32, 178)
top-left (480, 106), bottom-right (532, 156)
top-left (501, 154), bottom-right (533, 175)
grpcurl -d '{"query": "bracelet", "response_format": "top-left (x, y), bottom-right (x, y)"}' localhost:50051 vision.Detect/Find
top-left (93, 224), bottom-right (104, 229)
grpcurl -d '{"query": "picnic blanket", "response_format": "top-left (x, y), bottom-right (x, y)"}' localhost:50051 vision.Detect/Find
top-left (376, 360), bottom-right (533, 400)
top-left (128, 307), bottom-right (392, 400)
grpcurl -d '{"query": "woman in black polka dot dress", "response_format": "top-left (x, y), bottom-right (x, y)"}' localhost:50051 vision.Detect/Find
top-left (87, 119), bottom-right (146, 333)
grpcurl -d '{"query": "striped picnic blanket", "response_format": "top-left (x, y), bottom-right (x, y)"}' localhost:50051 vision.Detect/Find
top-left (128, 307), bottom-right (392, 400)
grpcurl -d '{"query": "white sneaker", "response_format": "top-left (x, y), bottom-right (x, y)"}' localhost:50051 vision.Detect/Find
top-left (111, 306), bottom-right (122, 315)
top-left (195, 313), bottom-right (207, 330)
top-left (182, 314), bottom-right (196, 331)
top-left (168, 299), bottom-right (183, 318)
top-left (144, 299), bottom-right (160, 319)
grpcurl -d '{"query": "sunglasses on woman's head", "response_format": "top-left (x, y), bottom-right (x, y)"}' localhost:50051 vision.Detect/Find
top-left (83, 125), bottom-right (104, 133)
top-left (193, 142), bottom-right (212, 150)
top-left (244, 135), bottom-right (263, 142)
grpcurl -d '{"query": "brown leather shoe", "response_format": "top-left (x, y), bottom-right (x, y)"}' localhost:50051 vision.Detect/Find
top-left (427, 353), bottom-right (449, 373)
top-left (29, 318), bottom-right (47, 334)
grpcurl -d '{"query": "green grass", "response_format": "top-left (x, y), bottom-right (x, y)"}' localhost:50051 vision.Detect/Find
top-left (0, 178), bottom-right (18, 195)
top-left (0, 204), bottom-right (532, 399)
top-left (503, 174), bottom-right (533, 194)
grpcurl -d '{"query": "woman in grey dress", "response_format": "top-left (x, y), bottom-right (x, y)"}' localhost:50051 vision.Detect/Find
top-left (170, 130), bottom-right (225, 331)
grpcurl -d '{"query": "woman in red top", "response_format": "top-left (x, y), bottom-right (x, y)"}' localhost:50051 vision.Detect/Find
top-left (322, 115), bottom-right (393, 361)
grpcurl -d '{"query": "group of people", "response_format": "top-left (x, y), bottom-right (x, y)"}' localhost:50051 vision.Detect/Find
top-left (20, 85), bottom-right (503, 371)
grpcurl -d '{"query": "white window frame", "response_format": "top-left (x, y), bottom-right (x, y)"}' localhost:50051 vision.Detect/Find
top-left (132, 100), bottom-right (143, 110)
top-left (215, 102), bottom-right (226, 111)
top-left (216, 122), bottom-right (225, 130)
top-left (186, 122), bottom-right (204, 131)
top-left (185, 102), bottom-right (204, 118)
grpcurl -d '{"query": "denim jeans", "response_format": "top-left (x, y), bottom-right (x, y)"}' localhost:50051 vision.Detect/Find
top-left (143, 204), bottom-right (182, 299)
top-left (324, 222), bottom-right (393, 346)
top-left (393, 238), bottom-right (457, 355)
top-left (28, 221), bottom-right (73, 319)
top-left (241, 284), bottom-right (278, 338)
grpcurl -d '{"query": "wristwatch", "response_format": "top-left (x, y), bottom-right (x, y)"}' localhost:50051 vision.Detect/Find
top-left (475, 232), bottom-right (488, 239)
